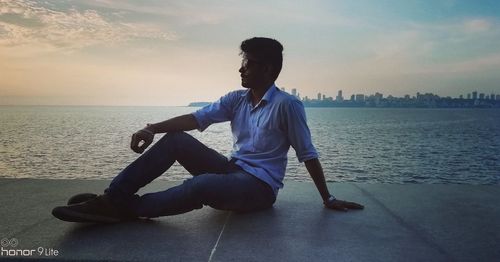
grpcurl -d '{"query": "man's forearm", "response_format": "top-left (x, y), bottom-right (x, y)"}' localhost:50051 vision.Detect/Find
top-left (145, 114), bottom-right (199, 134)
top-left (305, 158), bottom-right (331, 201)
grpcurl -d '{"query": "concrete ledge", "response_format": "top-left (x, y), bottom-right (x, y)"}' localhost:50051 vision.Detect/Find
top-left (0, 178), bottom-right (498, 261)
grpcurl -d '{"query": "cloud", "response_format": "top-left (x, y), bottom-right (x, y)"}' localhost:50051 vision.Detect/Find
top-left (414, 52), bottom-right (500, 75)
top-left (0, 0), bottom-right (177, 55)
top-left (348, 17), bottom-right (500, 74)
top-left (463, 18), bottom-right (492, 32)
top-left (78, 0), bottom-right (228, 26)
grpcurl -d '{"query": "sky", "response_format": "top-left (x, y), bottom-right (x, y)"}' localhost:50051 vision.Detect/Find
top-left (1, 0), bottom-right (500, 106)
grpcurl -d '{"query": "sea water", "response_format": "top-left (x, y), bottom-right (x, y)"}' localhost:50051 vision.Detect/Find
top-left (1, 106), bottom-right (499, 184)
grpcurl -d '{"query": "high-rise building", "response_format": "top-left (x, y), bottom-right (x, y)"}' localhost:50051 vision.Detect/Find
top-left (336, 90), bottom-right (343, 102)
top-left (491, 93), bottom-right (495, 100)
top-left (472, 91), bottom-right (478, 100)
top-left (317, 93), bottom-right (322, 101)
top-left (374, 92), bottom-right (383, 106)
top-left (479, 93), bottom-right (485, 99)
top-left (355, 94), bottom-right (365, 102)
top-left (417, 92), bottom-right (421, 99)
top-left (467, 93), bottom-right (471, 99)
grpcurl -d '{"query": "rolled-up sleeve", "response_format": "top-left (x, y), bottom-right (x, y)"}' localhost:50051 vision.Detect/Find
top-left (192, 92), bottom-right (236, 132)
top-left (285, 99), bottom-right (319, 162)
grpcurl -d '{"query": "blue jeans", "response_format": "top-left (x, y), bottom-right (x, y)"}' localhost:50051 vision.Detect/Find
top-left (105, 132), bottom-right (276, 218)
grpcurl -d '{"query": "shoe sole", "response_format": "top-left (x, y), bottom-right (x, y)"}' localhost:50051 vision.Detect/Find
top-left (52, 206), bottom-right (121, 223)
top-left (67, 193), bottom-right (98, 205)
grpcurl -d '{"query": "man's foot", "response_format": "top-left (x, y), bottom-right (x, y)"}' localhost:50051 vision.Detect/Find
top-left (67, 193), bottom-right (98, 205)
top-left (52, 194), bottom-right (137, 223)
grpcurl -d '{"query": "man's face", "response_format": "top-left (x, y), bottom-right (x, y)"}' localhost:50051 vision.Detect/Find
top-left (239, 53), bottom-right (270, 89)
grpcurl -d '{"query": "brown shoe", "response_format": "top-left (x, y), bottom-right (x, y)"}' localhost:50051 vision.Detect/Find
top-left (52, 194), bottom-right (137, 223)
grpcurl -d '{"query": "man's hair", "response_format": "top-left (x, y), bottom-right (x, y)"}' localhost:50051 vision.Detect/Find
top-left (240, 37), bottom-right (283, 81)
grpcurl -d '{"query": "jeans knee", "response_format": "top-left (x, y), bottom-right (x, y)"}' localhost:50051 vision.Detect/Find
top-left (156, 131), bottom-right (189, 149)
top-left (163, 131), bottom-right (197, 145)
top-left (162, 131), bottom-right (187, 141)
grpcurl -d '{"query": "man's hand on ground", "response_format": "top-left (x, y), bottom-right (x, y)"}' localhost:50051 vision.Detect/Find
top-left (130, 128), bottom-right (154, 153)
top-left (325, 199), bottom-right (364, 211)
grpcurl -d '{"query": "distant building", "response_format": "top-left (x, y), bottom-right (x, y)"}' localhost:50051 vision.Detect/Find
top-left (291, 88), bottom-right (297, 97)
top-left (374, 92), bottom-right (383, 106)
top-left (467, 93), bottom-right (471, 99)
top-left (497, 94), bottom-right (500, 101)
top-left (472, 91), bottom-right (478, 100)
top-left (355, 94), bottom-right (365, 102)
top-left (479, 93), bottom-right (485, 99)
top-left (336, 90), bottom-right (343, 102)
top-left (317, 93), bottom-right (322, 101)
top-left (491, 93), bottom-right (495, 100)
top-left (459, 95), bottom-right (463, 99)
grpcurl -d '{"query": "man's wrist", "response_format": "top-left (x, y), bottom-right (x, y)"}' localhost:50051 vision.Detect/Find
top-left (143, 124), bottom-right (156, 134)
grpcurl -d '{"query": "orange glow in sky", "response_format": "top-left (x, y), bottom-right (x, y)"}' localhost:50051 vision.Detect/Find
top-left (1, 1), bottom-right (500, 106)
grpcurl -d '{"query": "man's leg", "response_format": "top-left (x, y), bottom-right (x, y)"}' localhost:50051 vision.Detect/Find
top-left (105, 131), bottom-right (232, 205)
top-left (53, 132), bottom-right (234, 222)
top-left (133, 170), bottom-right (276, 218)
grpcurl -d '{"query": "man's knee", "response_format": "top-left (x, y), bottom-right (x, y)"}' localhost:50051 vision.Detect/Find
top-left (156, 131), bottom-right (194, 149)
top-left (161, 131), bottom-right (189, 141)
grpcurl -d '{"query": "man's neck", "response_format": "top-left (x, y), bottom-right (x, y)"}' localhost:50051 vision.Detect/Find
top-left (250, 82), bottom-right (274, 106)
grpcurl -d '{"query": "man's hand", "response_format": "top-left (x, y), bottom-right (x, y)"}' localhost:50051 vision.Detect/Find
top-left (325, 199), bottom-right (364, 211)
top-left (130, 127), bottom-right (154, 154)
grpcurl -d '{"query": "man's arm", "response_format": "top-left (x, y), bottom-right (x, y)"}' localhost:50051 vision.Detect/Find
top-left (145, 114), bottom-right (199, 134)
top-left (304, 158), bottom-right (331, 201)
top-left (305, 158), bottom-right (364, 211)
top-left (130, 114), bottom-right (199, 153)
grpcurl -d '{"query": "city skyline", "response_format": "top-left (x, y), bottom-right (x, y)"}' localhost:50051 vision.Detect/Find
top-left (244, 87), bottom-right (496, 108)
top-left (282, 87), bottom-right (499, 102)
top-left (189, 88), bottom-right (500, 109)
top-left (2, 1), bottom-right (500, 106)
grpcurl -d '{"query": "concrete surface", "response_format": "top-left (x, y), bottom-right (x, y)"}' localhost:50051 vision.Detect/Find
top-left (0, 178), bottom-right (498, 262)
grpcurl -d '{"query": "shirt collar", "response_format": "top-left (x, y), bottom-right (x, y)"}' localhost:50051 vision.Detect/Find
top-left (241, 84), bottom-right (278, 105)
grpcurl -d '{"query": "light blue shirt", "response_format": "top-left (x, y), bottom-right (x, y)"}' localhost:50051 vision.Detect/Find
top-left (192, 84), bottom-right (318, 195)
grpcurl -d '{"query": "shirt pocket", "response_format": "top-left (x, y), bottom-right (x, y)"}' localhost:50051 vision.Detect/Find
top-left (253, 125), bottom-right (284, 152)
